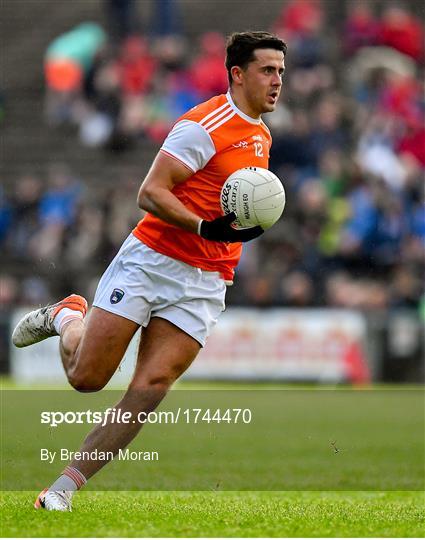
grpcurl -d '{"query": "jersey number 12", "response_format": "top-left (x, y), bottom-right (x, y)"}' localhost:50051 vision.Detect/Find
top-left (253, 142), bottom-right (263, 157)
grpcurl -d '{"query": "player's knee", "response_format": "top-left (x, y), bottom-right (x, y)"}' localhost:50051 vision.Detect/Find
top-left (130, 372), bottom-right (174, 394)
top-left (69, 377), bottom-right (106, 393)
top-left (68, 369), bottom-right (107, 393)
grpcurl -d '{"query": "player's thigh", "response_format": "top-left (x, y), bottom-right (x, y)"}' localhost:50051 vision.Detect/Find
top-left (129, 317), bottom-right (201, 390)
top-left (75, 306), bottom-right (139, 384)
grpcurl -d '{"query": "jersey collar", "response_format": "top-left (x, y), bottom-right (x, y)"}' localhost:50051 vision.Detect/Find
top-left (226, 91), bottom-right (261, 125)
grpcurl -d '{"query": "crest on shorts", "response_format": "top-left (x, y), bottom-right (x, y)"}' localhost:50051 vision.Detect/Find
top-left (110, 288), bottom-right (125, 304)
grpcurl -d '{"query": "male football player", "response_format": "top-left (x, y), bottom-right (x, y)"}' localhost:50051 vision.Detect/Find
top-left (12, 31), bottom-right (286, 510)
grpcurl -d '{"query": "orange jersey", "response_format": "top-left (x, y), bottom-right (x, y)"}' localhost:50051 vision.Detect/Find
top-left (133, 92), bottom-right (272, 280)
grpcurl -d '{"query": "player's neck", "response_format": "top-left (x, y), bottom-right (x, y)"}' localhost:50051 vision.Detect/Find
top-left (229, 89), bottom-right (261, 120)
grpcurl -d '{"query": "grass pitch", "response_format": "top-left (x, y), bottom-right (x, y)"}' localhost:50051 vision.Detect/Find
top-left (1, 490), bottom-right (424, 537)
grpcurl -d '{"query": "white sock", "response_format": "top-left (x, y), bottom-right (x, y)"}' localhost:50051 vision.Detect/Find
top-left (49, 466), bottom-right (87, 492)
top-left (53, 308), bottom-right (84, 334)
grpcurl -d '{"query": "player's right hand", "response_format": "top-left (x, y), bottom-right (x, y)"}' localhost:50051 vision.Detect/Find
top-left (198, 212), bottom-right (264, 243)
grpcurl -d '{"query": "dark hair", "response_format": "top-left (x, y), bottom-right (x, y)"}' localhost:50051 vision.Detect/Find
top-left (225, 31), bottom-right (287, 85)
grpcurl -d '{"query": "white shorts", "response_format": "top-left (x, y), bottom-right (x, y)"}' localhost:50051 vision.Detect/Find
top-left (93, 234), bottom-right (226, 346)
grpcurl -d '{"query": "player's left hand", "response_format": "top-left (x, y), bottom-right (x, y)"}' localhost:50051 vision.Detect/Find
top-left (199, 212), bottom-right (264, 243)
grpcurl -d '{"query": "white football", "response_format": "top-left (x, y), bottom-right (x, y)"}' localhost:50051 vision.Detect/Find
top-left (220, 167), bottom-right (285, 230)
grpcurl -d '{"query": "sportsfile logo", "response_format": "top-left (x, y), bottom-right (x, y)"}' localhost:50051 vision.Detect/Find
top-left (40, 408), bottom-right (253, 427)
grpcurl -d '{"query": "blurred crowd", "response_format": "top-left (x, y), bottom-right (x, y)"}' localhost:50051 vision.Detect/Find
top-left (0, 163), bottom-right (142, 308)
top-left (1, 0), bottom-right (424, 314)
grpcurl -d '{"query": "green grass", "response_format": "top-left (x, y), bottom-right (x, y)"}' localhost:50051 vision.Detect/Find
top-left (1, 384), bottom-right (424, 536)
top-left (1, 491), bottom-right (424, 537)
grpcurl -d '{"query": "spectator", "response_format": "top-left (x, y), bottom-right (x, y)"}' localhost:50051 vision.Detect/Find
top-left (80, 49), bottom-right (122, 147)
top-left (104, 177), bottom-right (142, 249)
top-left (397, 125), bottom-right (425, 167)
top-left (20, 277), bottom-right (51, 307)
top-left (277, 0), bottom-right (331, 76)
top-left (280, 271), bottom-right (315, 306)
top-left (0, 275), bottom-right (19, 310)
top-left (377, 3), bottom-right (424, 62)
top-left (310, 93), bottom-right (349, 161)
top-left (269, 109), bottom-right (316, 174)
top-left (390, 266), bottom-right (423, 308)
top-left (64, 202), bottom-right (105, 268)
top-left (357, 111), bottom-right (407, 190)
top-left (104, 0), bottom-right (139, 44)
top-left (343, 1), bottom-right (378, 56)
top-left (189, 32), bottom-right (228, 100)
top-left (39, 163), bottom-right (82, 227)
top-left (273, 0), bottom-right (324, 41)
top-left (7, 175), bottom-right (43, 257)
top-left (152, 34), bottom-right (187, 73)
top-left (151, 0), bottom-right (183, 37)
top-left (44, 22), bottom-right (107, 125)
top-left (29, 164), bottom-right (82, 261)
top-left (0, 186), bottom-right (12, 244)
top-left (115, 36), bottom-right (156, 96)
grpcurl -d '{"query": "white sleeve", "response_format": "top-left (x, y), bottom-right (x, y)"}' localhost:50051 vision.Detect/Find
top-left (160, 120), bottom-right (216, 172)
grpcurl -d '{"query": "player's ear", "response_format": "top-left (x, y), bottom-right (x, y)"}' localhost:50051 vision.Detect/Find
top-left (230, 66), bottom-right (244, 85)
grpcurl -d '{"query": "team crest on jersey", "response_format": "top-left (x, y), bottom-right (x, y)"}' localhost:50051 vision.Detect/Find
top-left (110, 288), bottom-right (125, 304)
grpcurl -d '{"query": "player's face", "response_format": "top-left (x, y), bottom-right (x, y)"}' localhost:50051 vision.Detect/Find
top-left (242, 49), bottom-right (285, 116)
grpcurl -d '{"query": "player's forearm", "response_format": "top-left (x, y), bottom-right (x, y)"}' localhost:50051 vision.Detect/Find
top-left (138, 186), bottom-right (201, 234)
